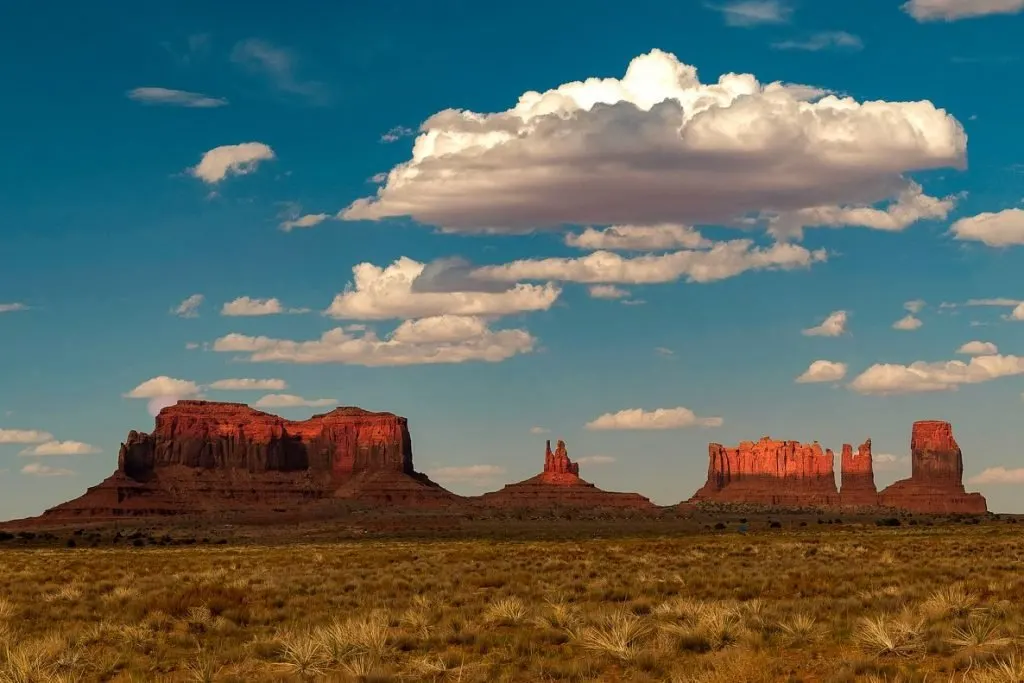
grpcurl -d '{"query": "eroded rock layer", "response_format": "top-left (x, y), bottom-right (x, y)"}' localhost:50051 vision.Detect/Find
top-left (478, 440), bottom-right (654, 509)
top-left (692, 437), bottom-right (840, 507)
top-left (878, 421), bottom-right (987, 514)
top-left (41, 401), bottom-right (455, 519)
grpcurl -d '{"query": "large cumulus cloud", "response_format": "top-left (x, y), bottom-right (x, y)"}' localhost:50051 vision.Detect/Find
top-left (341, 49), bottom-right (966, 235)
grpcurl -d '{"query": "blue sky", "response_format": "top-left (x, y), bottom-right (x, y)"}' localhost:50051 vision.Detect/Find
top-left (2, 0), bottom-right (1024, 519)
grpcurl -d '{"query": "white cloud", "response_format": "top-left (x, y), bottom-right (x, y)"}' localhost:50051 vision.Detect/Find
top-left (588, 285), bottom-right (631, 300)
top-left (476, 241), bottom-right (826, 285)
top-left (340, 50), bottom-right (965, 236)
top-left (968, 467), bottom-right (1024, 485)
top-left (125, 376), bottom-right (201, 399)
top-left (655, 347), bottom-right (675, 358)
top-left (125, 376), bottom-right (201, 416)
top-left (221, 297), bottom-right (289, 317)
top-left (576, 455), bottom-right (616, 465)
top-left (381, 126), bottom-right (415, 143)
top-left (231, 39), bottom-right (327, 103)
top-left (185, 342), bottom-right (201, 350)
top-left (802, 310), bottom-right (848, 337)
top-left (963, 298), bottom-right (1021, 307)
top-left (325, 257), bottom-right (560, 320)
top-left (0, 303), bottom-right (28, 313)
top-left (188, 142), bottom-right (275, 184)
top-left (280, 213), bottom-right (330, 232)
top-left (427, 464), bottom-right (506, 485)
top-left (0, 429), bottom-right (54, 444)
top-left (172, 294), bottom-right (204, 318)
top-left (213, 315), bottom-right (536, 366)
top-left (19, 441), bottom-right (101, 456)
top-left (892, 314), bottom-right (923, 331)
top-left (767, 183), bottom-right (957, 241)
top-left (957, 340), bottom-right (998, 355)
top-left (21, 463), bottom-right (75, 477)
top-left (1009, 303), bottom-right (1024, 321)
top-left (772, 31), bottom-right (864, 52)
top-left (950, 208), bottom-right (1024, 247)
top-left (252, 394), bottom-right (337, 409)
top-left (126, 87), bottom-right (228, 108)
top-left (208, 378), bottom-right (288, 391)
top-left (849, 353), bottom-right (1024, 394)
top-left (904, 299), bottom-right (926, 314)
top-left (585, 407), bottom-right (723, 430)
top-left (795, 360), bottom-right (848, 383)
top-left (710, 0), bottom-right (793, 26)
top-left (903, 0), bottom-right (1024, 21)
top-left (874, 453), bottom-right (911, 471)
top-left (565, 224), bottom-right (710, 251)
top-left (529, 426), bottom-right (550, 434)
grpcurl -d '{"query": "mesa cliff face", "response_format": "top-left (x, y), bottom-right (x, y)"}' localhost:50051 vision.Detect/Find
top-left (692, 437), bottom-right (841, 506)
top-left (42, 400), bottom-right (453, 519)
top-left (839, 440), bottom-right (877, 506)
top-left (878, 420), bottom-right (987, 514)
top-left (478, 440), bottom-right (654, 509)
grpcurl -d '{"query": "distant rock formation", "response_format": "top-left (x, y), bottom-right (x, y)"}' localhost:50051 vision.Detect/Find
top-left (839, 440), bottom-right (878, 506)
top-left (691, 437), bottom-right (841, 507)
top-left (40, 400), bottom-right (455, 519)
top-left (478, 439), bottom-right (654, 509)
top-left (879, 420), bottom-right (987, 514)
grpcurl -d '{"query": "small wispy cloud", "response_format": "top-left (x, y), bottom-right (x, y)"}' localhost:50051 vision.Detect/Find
top-left (231, 39), bottom-right (329, 104)
top-left (126, 87), bottom-right (228, 108)
top-left (772, 31), bottom-right (864, 52)
top-left (707, 0), bottom-right (793, 26)
top-left (380, 126), bottom-right (415, 143)
top-left (0, 303), bottom-right (28, 314)
top-left (22, 462), bottom-right (76, 477)
top-left (171, 294), bottom-right (204, 318)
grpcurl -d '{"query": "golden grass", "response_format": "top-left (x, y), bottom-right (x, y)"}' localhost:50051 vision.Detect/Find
top-left (1, 523), bottom-right (1024, 680)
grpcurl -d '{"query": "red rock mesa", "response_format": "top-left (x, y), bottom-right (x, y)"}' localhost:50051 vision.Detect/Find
top-left (839, 440), bottom-right (878, 506)
top-left (40, 400), bottom-right (455, 519)
top-left (878, 420), bottom-right (987, 514)
top-left (691, 437), bottom-right (841, 507)
top-left (478, 439), bottom-right (654, 509)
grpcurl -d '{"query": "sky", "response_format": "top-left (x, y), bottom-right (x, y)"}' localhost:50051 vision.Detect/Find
top-left (2, 0), bottom-right (1024, 519)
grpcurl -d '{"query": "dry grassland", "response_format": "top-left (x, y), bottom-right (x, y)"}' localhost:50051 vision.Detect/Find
top-left (1, 525), bottom-right (1023, 682)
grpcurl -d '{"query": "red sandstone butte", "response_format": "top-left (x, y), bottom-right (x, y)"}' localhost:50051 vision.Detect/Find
top-left (478, 440), bottom-right (654, 509)
top-left (879, 420), bottom-right (987, 514)
top-left (40, 400), bottom-right (455, 519)
top-left (839, 440), bottom-right (879, 506)
top-left (691, 437), bottom-right (840, 507)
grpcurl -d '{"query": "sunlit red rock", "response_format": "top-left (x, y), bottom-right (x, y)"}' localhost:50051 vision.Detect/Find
top-left (879, 420), bottom-right (987, 514)
top-left (478, 439), bottom-right (654, 509)
top-left (40, 400), bottom-right (455, 519)
top-left (691, 437), bottom-right (840, 506)
top-left (839, 440), bottom-right (878, 506)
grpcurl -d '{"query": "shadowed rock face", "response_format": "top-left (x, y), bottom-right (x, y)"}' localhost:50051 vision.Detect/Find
top-left (478, 439), bottom-right (654, 509)
top-left (41, 400), bottom-right (454, 519)
top-left (879, 420), bottom-right (987, 514)
top-left (692, 437), bottom-right (841, 506)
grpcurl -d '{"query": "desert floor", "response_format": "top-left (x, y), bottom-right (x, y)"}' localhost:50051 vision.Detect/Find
top-left (1, 518), bottom-right (1023, 682)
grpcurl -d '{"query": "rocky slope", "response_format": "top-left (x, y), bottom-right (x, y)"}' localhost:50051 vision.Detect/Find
top-left (477, 440), bottom-right (654, 509)
top-left (40, 401), bottom-right (455, 519)
top-left (878, 420), bottom-right (987, 514)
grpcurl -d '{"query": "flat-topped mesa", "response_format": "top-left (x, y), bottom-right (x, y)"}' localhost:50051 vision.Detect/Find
top-left (879, 420), bottom-right (987, 514)
top-left (692, 436), bottom-right (839, 507)
top-left (839, 439), bottom-right (878, 505)
top-left (40, 399), bottom-right (453, 520)
top-left (478, 439), bottom-right (654, 509)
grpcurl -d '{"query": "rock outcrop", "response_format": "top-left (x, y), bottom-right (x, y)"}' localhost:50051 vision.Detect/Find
top-left (478, 440), bottom-right (654, 509)
top-left (879, 421), bottom-right (987, 514)
top-left (691, 437), bottom-right (840, 506)
top-left (839, 440), bottom-right (878, 506)
top-left (41, 400), bottom-right (455, 519)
